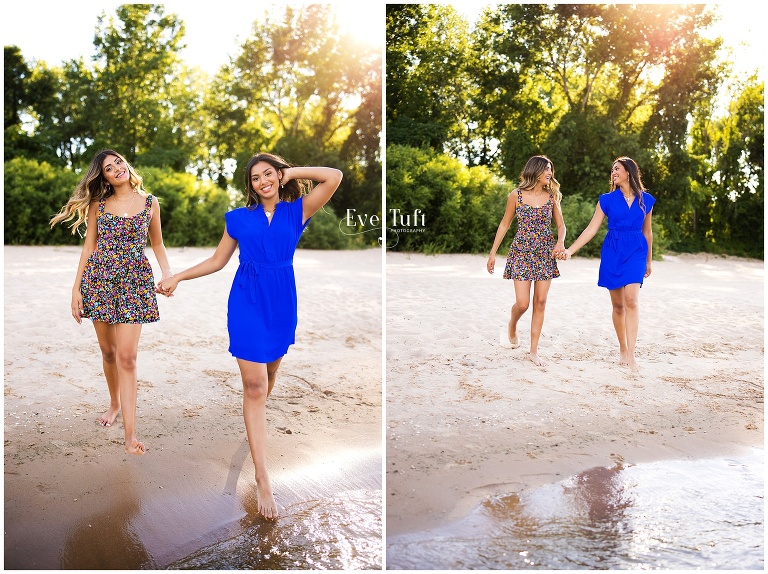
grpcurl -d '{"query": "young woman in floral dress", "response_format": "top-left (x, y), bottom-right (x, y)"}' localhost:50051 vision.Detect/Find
top-left (487, 155), bottom-right (567, 366)
top-left (51, 149), bottom-right (173, 455)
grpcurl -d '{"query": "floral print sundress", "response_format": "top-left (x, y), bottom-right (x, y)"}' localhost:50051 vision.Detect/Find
top-left (503, 189), bottom-right (560, 281)
top-left (80, 194), bottom-right (159, 324)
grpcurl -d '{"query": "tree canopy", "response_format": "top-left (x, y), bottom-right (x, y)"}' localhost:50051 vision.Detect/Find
top-left (386, 4), bottom-right (763, 258)
top-left (5, 4), bottom-right (381, 247)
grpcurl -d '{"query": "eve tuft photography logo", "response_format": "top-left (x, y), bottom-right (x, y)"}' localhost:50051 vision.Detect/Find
top-left (339, 208), bottom-right (427, 248)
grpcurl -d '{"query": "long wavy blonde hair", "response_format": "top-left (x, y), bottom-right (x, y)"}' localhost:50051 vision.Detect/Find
top-left (50, 149), bottom-right (144, 235)
top-left (518, 155), bottom-right (562, 203)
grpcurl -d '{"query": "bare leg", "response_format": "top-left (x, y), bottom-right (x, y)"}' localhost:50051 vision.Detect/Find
top-left (267, 357), bottom-right (282, 398)
top-left (609, 288), bottom-right (630, 367)
top-left (622, 284), bottom-right (641, 372)
top-left (92, 321), bottom-right (120, 427)
top-left (509, 280), bottom-right (532, 348)
top-left (237, 357), bottom-right (283, 520)
top-left (529, 280), bottom-right (552, 366)
top-left (114, 324), bottom-right (145, 455)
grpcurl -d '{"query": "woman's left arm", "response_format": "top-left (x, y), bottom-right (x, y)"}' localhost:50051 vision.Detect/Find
top-left (643, 209), bottom-right (653, 278)
top-left (147, 196), bottom-right (173, 282)
top-left (282, 166), bottom-right (343, 225)
top-left (552, 201), bottom-right (567, 257)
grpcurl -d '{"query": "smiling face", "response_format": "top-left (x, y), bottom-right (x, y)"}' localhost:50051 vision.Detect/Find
top-left (537, 162), bottom-right (553, 187)
top-left (101, 155), bottom-right (130, 187)
top-left (249, 161), bottom-right (281, 202)
top-left (611, 161), bottom-right (629, 187)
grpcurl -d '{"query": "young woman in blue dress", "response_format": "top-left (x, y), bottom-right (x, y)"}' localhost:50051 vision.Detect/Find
top-left (563, 157), bottom-right (656, 372)
top-left (157, 153), bottom-right (342, 519)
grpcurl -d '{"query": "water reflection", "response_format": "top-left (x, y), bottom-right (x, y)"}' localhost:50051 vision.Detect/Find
top-left (168, 447), bottom-right (383, 569)
top-left (170, 489), bottom-right (382, 569)
top-left (60, 466), bottom-right (153, 569)
top-left (387, 449), bottom-right (764, 570)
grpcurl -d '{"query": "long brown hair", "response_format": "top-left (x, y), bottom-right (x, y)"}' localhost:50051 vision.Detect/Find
top-left (50, 149), bottom-right (143, 234)
top-left (243, 153), bottom-right (308, 208)
top-left (518, 155), bottom-right (562, 204)
top-left (611, 156), bottom-right (647, 213)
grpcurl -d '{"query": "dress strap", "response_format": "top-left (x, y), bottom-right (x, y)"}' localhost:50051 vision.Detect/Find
top-left (98, 198), bottom-right (106, 215)
top-left (516, 189), bottom-right (523, 205)
top-left (145, 194), bottom-right (153, 211)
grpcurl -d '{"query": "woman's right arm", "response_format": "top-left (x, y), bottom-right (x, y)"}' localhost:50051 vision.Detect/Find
top-left (157, 227), bottom-right (238, 295)
top-left (565, 201), bottom-right (605, 258)
top-left (71, 203), bottom-right (99, 323)
top-left (487, 192), bottom-right (517, 274)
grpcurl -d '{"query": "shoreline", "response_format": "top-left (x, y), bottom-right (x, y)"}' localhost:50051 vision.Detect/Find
top-left (385, 251), bottom-right (764, 536)
top-left (4, 246), bottom-right (382, 568)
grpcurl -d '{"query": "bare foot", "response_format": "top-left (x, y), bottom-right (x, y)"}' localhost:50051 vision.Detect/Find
top-left (97, 406), bottom-right (120, 427)
top-left (528, 352), bottom-right (545, 367)
top-left (619, 350), bottom-right (630, 366)
top-left (125, 439), bottom-right (146, 455)
top-left (627, 357), bottom-right (640, 373)
top-left (256, 477), bottom-right (279, 520)
top-left (508, 320), bottom-right (520, 348)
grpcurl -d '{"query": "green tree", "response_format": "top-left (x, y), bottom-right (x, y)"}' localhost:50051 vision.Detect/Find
top-left (386, 4), bottom-right (472, 152)
top-left (4, 45), bottom-right (33, 160)
top-left (201, 4), bottom-right (381, 242)
top-left (703, 78), bottom-right (764, 257)
top-left (90, 4), bottom-right (192, 167)
top-left (3, 46), bottom-right (64, 163)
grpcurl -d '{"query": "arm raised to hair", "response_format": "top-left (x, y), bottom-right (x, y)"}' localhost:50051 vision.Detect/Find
top-left (281, 166), bottom-right (343, 225)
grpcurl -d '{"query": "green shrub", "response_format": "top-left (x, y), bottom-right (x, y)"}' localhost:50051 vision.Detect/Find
top-left (141, 167), bottom-right (232, 246)
top-left (300, 203), bottom-right (361, 249)
top-left (4, 158), bottom-right (81, 244)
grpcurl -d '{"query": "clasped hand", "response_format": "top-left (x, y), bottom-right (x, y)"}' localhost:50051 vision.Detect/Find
top-left (552, 245), bottom-right (570, 260)
top-left (155, 277), bottom-right (177, 297)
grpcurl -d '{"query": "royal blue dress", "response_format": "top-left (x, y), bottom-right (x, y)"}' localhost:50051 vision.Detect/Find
top-left (597, 189), bottom-right (656, 290)
top-left (224, 197), bottom-right (311, 363)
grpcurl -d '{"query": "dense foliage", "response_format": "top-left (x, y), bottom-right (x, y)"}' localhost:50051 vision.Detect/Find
top-left (386, 4), bottom-right (763, 258)
top-left (4, 4), bottom-right (381, 249)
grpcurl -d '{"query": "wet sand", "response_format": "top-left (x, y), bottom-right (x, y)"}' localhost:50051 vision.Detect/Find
top-left (385, 251), bottom-right (764, 537)
top-left (4, 246), bottom-right (382, 569)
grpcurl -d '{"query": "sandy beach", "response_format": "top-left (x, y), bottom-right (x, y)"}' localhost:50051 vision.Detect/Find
top-left (4, 245), bottom-right (382, 569)
top-left (385, 251), bottom-right (764, 537)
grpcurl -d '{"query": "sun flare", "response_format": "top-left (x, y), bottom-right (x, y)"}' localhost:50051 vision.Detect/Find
top-left (332, 4), bottom-right (384, 48)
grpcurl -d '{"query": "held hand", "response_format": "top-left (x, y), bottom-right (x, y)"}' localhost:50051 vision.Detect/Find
top-left (487, 255), bottom-right (496, 274)
top-left (563, 248), bottom-right (573, 261)
top-left (156, 275), bottom-right (179, 297)
top-left (71, 291), bottom-right (84, 324)
top-left (552, 244), bottom-right (566, 260)
top-left (159, 272), bottom-right (174, 297)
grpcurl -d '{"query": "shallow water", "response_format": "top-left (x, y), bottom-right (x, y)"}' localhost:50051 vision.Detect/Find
top-left (387, 448), bottom-right (764, 570)
top-left (5, 449), bottom-right (382, 570)
top-left (170, 488), bottom-right (382, 569)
